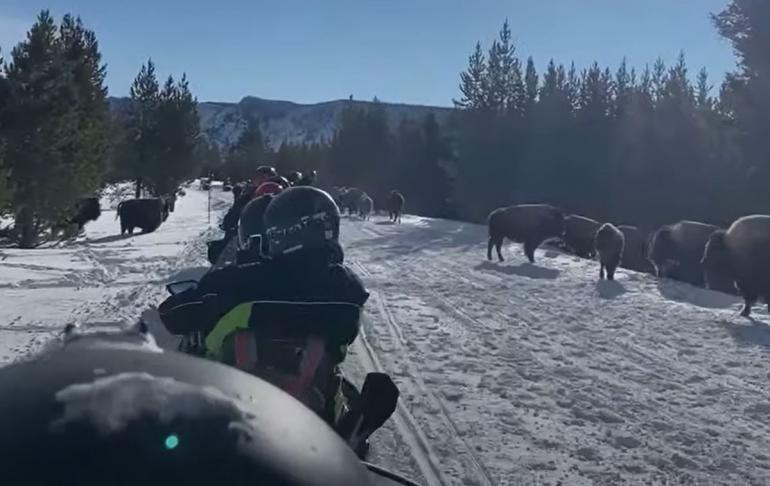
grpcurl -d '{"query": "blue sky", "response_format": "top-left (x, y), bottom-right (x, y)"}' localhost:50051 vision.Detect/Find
top-left (0, 0), bottom-right (735, 106)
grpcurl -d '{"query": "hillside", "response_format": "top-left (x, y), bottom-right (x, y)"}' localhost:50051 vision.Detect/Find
top-left (109, 96), bottom-right (452, 149)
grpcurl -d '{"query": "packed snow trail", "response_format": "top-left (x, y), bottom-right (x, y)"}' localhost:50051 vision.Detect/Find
top-left (341, 214), bottom-right (770, 485)
top-left (0, 185), bottom-right (227, 360)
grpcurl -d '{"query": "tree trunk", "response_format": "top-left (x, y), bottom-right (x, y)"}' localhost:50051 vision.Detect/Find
top-left (135, 177), bottom-right (142, 199)
top-left (16, 206), bottom-right (36, 249)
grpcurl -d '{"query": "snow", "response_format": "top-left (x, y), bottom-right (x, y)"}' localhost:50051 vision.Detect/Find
top-left (339, 215), bottom-right (770, 485)
top-left (0, 184), bottom-right (225, 362)
top-left (2, 188), bottom-right (770, 485)
top-left (53, 372), bottom-right (250, 435)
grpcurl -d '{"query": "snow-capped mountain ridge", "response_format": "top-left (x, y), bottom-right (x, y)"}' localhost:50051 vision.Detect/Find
top-left (110, 96), bottom-right (451, 149)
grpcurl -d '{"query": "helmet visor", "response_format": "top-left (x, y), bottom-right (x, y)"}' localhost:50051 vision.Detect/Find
top-left (265, 211), bottom-right (337, 258)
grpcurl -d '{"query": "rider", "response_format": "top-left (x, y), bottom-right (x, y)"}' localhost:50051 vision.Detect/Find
top-left (160, 187), bottom-right (368, 428)
top-left (221, 166), bottom-right (279, 236)
top-left (0, 334), bottom-right (377, 485)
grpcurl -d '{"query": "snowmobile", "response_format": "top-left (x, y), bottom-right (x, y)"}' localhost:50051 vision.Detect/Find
top-left (8, 322), bottom-right (422, 486)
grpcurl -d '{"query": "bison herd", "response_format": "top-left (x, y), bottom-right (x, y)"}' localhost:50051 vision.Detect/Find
top-left (332, 187), bottom-right (405, 224)
top-left (487, 204), bottom-right (770, 317)
top-left (55, 190), bottom-right (180, 240)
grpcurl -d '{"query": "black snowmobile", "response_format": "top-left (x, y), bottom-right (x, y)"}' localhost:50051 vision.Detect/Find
top-left (2, 322), bottom-right (421, 486)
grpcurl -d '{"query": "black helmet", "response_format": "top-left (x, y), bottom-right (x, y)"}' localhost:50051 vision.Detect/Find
top-left (0, 335), bottom-right (371, 485)
top-left (269, 175), bottom-right (292, 189)
top-left (263, 187), bottom-right (341, 261)
top-left (286, 171), bottom-right (303, 185)
top-left (237, 194), bottom-right (275, 251)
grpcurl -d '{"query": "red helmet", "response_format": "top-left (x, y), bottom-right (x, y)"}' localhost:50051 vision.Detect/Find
top-left (254, 181), bottom-right (283, 197)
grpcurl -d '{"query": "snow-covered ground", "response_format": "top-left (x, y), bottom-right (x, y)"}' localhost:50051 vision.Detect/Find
top-left (2, 188), bottom-right (770, 485)
top-left (0, 185), bottom-right (229, 361)
top-left (341, 215), bottom-right (770, 486)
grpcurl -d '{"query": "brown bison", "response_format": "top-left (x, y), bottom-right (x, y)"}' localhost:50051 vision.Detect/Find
top-left (387, 191), bottom-right (405, 224)
top-left (563, 215), bottom-right (601, 259)
top-left (116, 198), bottom-right (168, 235)
top-left (702, 215), bottom-right (770, 317)
top-left (617, 225), bottom-right (654, 274)
top-left (647, 220), bottom-right (720, 286)
top-left (487, 204), bottom-right (565, 263)
top-left (69, 197), bottom-right (101, 231)
top-left (595, 223), bottom-right (625, 281)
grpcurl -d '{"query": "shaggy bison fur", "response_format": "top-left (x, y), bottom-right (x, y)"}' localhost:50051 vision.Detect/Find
top-left (617, 225), bottom-right (654, 274)
top-left (387, 191), bottom-right (405, 224)
top-left (648, 220), bottom-right (720, 287)
top-left (487, 204), bottom-right (565, 264)
top-left (564, 215), bottom-right (601, 259)
top-left (117, 198), bottom-right (169, 235)
top-left (595, 223), bottom-right (625, 281)
top-left (702, 215), bottom-right (770, 317)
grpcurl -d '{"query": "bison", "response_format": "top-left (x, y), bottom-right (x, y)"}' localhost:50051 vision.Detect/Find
top-left (595, 223), bottom-right (625, 281)
top-left (358, 194), bottom-right (373, 220)
top-left (116, 198), bottom-right (168, 235)
top-left (647, 220), bottom-right (719, 287)
top-left (487, 204), bottom-right (565, 263)
top-left (702, 215), bottom-right (770, 317)
top-left (69, 197), bottom-right (101, 231)
top-left (564, 215), bottom-right (601, 259)
top-left (617, 225), bottom-right (654, 274)
top-left (341, 188), bottom-right (364, 216)
top-left (387, 191), bottom-right (405, 224)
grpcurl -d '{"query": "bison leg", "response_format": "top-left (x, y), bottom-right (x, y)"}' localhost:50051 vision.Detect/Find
top-left (600, 263), bottom-right (605, 280)
top-left (740, 292), bottom-right (757, 317)
top-left (607, 264), bottom-right (616, 281)
top-left (487, 237), bottom-right (494, 261)
top-left (523, 239), bottom-right (537, 264)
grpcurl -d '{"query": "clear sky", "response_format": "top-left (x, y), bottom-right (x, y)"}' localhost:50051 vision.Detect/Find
top-left (0, 0), bottom-right (735, 107)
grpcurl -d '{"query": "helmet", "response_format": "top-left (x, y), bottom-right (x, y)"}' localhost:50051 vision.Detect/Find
top-left (255, 181), bottom-right (284, 197)
top-left (253, 166), bottom-right (278, 187)
top-left (237, 194), bottom-right (275, 251)
top-left (262, 187), bottom-right (341, 261)
top-left (286, 171), bottom-right (303, 186)
top-left (269, 175), bottom-right (292, 189)
top-left (255, 165), bottom-right (277, 178)
top-left (0, 336), bottom-right (371, 485)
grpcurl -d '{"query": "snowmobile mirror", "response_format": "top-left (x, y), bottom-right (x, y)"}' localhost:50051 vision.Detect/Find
top-left (359, 372), bottom-right (400, 433)
top-left (165, 280), bottom-right (198, 295)
top-left (338, 372), bottom-right (400, 457)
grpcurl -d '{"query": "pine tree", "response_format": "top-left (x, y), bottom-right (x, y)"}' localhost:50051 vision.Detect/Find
top-left (225, 122), bottom-right (267, 182)
top-left (714, 0), bottom-right (770, 209)
top-left (125, 60), bottom-right (160, 198)
top-left (523, 57), bottom-right (539, 115)
top-left (149, 74), bottom-right (200, 195)
top-left (1, 11), bottom-right (109, 247)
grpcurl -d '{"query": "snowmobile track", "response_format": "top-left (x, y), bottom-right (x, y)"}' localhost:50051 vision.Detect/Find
top-left (371, 290), bottom-right (495, 486)
top-left (353, 321), bottom-right (448, 486)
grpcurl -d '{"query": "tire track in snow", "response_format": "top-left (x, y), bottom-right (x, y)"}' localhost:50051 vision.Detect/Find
top-left (370, 289), bottom-right (495, 486)
top-left (352, 320), bottom-right (448, 486)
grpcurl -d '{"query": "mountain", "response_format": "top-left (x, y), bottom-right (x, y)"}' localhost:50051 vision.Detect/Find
top-left (109, 96), bottom-right (452, 149)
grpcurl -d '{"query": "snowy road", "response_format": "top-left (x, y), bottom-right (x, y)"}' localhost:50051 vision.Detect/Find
top-left (341, 215), bottom-right (770, 486)
top-left (2, 188), bottom-right (770, 485)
